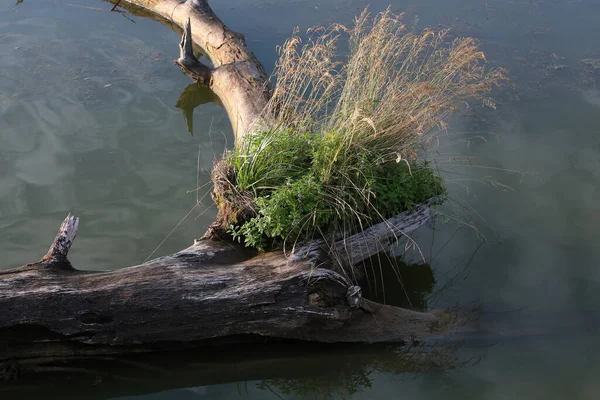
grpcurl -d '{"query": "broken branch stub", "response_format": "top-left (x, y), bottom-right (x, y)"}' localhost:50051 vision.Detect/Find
top-left (175, 18), bottom-right (212, 84)
top-left (39, 214), bottom-right (79, 270)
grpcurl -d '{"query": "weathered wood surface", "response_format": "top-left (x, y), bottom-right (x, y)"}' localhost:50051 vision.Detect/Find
top-left (333, 199), bottom-right (435, 269)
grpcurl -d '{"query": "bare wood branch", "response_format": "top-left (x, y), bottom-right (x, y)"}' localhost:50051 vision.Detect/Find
top-left (41, 214), bottom-right (79, 264)
top-left (291, 198), bottom-right (436, 271)
top-left (333, 198), bottom-right (436, 267)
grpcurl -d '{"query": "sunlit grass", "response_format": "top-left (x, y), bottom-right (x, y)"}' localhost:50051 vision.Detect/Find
top-left (215, 8), bottom-right (506, 270)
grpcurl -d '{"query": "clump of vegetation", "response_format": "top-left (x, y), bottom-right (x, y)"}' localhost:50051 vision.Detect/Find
top-left (218, 8), bottom-right (505, 251)
top-left (226, 130), bottom-right (444, 250)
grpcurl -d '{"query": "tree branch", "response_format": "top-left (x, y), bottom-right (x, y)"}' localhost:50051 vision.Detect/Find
top-left (42, 214), bottom-right (79, 263)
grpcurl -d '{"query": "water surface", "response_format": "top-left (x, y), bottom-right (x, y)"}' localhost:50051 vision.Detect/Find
top-left (1, 0), bottom-right (599, 399)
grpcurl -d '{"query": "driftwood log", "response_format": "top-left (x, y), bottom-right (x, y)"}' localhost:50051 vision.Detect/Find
top-left (0, 0), bottom-right (468, 382)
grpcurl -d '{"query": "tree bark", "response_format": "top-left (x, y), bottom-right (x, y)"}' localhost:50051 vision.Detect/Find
top-left (0, 0), bottom-right (463, 380)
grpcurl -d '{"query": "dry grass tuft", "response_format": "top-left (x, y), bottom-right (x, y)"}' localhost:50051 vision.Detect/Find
top-left (262, 8), bottom-right (506, 157)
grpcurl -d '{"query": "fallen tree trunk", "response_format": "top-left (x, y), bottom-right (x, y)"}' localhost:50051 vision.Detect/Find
top-left (0, 205), bottom-right (448, 355)
top-left (0, 0), bottom-right (465, 379)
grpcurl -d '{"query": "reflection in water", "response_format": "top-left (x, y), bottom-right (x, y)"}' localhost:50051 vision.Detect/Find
top-left (358, 255), bottom-right (436, 311)
top-left (0, 340), bottom-right (465, 400)
top-left (175, 83), bottom-right (222, 135)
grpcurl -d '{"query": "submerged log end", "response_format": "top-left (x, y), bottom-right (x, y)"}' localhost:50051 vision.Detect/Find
top-left (40, 214), bottom-right (79, 267)
top-left (175, 18), bottom-right (212, 85)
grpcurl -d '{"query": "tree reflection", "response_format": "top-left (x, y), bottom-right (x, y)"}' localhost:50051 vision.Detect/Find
top-left (175, 83), bottom-right (222, 135)
top-left (0, 338), bottom-right (467, 399)
top-left (255, 342), bottom-right (465, 400)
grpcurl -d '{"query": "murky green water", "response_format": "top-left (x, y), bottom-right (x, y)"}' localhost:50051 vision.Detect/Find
top-left (1, 0), bottom-right (600, 399)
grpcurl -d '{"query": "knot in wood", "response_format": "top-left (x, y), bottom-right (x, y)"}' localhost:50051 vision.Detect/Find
top-left (346, 286), bottom-right (363, 309)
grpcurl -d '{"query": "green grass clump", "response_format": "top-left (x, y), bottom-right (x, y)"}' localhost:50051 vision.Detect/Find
top-left (226, 128), bottom-right (318, 195)
top-left (227, 130), bottom-right (446, 250)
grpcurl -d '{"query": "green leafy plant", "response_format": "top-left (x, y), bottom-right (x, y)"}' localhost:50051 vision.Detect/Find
top-left (227, 130), bottom-right (446, 251)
